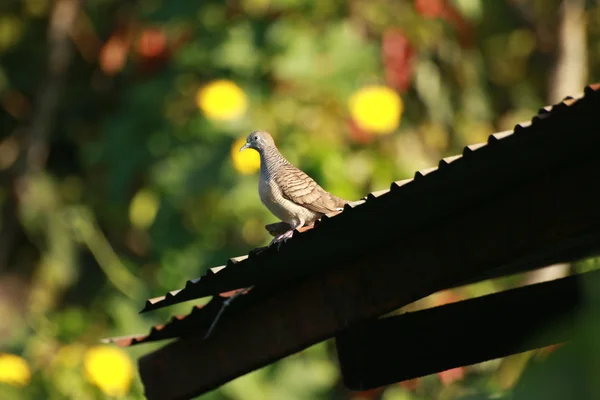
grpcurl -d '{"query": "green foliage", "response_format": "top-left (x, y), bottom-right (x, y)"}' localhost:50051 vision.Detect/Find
top-left (1, 0), bottom-right (600, 398)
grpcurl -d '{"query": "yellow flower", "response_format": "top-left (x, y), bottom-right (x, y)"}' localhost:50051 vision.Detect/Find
top-left (84, 346), bottom-right (133, 397)
top-left (348, 85), bottom-right (403, 134)
top-left (0, 353), bottom-right (31, 387)
top-left (129, 189), bottom-right (160, 229)
top-left (232, 137), bottom-right (260, 175)
top-left (196, 80), bottom-right (248, 121)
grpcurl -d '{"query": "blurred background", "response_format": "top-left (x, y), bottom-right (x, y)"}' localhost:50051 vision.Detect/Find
top-left (1, 0), bottom-right (600, 399)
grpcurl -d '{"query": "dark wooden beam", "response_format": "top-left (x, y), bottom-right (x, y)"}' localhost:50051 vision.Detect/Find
top-left (336, 269), bottom-right (600, 391)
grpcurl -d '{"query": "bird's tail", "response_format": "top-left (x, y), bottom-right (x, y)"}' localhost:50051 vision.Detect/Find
top-left (334, 197), bottom-right (365, 211)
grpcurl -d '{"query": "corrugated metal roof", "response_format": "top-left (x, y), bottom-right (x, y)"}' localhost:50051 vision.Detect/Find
top-left (139, 225), bottom-right (318, 313)
top-left (138, 86), bottom-right (594, 314)
top-left (104, 288), bottom-right (250, 347)
top-left (105, 83), bottom-right (600, 348)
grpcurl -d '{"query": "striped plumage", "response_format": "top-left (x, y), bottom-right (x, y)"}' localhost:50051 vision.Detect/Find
top-left (240, 130), bottom-right (348, 245)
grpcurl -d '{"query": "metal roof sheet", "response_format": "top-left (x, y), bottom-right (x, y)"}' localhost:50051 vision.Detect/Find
top-left (139, 86), bottom-right (596, 314)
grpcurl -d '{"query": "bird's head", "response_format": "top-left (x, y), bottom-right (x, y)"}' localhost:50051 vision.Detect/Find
top-left (239, 130), bottom-right (275, 153)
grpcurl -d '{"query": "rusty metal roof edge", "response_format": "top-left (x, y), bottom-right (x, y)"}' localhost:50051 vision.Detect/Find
top-left (136, 84), bottom-right (598, 315)
top-left (108, 288), bottom-right (256, 347)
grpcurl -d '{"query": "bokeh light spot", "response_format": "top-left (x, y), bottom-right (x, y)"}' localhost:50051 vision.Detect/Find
top-left (0, 353), bottom-right (31, 387)
top-left (84, 346), bottom-right (133, 397)
top-left (232, 137), bottom-right (260, 175)
top-left (129, 189), bottom-right (160, 230)
top-left (348, 85), bottom-right (403, 134)
top-left (196, 80), bottom-right (248, 121)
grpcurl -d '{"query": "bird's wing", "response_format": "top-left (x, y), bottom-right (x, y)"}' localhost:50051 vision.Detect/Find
top-left (275, 163), bottom-right (347, 214)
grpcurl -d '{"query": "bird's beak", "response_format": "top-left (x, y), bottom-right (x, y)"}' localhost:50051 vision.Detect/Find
top-left (239, 142), bottom-right (250, 152)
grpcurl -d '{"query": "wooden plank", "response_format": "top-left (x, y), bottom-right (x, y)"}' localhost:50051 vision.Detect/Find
top-left (336, 269), bottom-right (600, 390)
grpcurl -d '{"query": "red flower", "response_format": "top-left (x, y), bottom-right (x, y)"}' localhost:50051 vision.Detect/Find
top-left (414, 0), bottom-right (473, 47)
top-left (136, 28), bottom-right (167, 59)
top-left (438, 367), bottom-right (465, 385)
top-left (415, 0), bottom-right (446, 18)
top-left (382, 29), bottom-right (415, 92)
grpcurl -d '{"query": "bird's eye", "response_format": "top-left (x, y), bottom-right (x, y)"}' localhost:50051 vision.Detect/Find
top-left (253, 136), bottom-right (258, 140)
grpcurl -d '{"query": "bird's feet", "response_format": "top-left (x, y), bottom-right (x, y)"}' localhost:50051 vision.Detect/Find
top-left (269, 229), bottom-right (294, 250)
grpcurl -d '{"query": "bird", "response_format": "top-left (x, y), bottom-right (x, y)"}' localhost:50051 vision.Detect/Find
top-left (204, 132), bottom-right (351, 339)
top-left (239, 130), bottom-right (348, 248)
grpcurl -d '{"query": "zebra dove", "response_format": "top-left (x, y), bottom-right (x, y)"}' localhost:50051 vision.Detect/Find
top-left (239, 130), bottom-right (348, 248)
